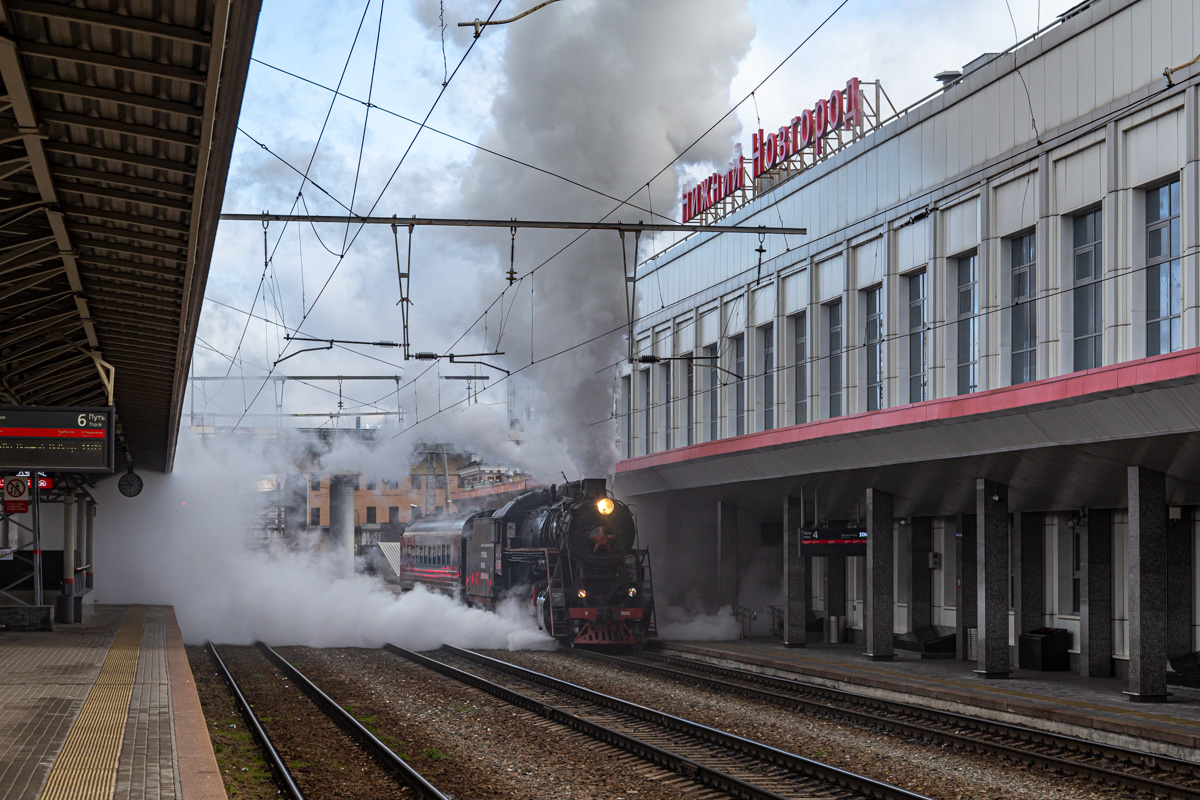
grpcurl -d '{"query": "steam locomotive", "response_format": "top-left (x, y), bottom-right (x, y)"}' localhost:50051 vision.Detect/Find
top-left (377, 478), bottom-right (656, 646)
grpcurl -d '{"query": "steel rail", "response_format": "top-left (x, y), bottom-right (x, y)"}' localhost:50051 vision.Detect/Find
top-left (205, 642), bottom-right (306, 800)
top-left (384, 643), bottom-right (792, 800)
top-left (254, 642), bottom-right (450, 800)
top-left (395, 643), bottom-right (933, 800)
top-left (218, 212), bottom-right (807, 237)
top-left (595, 648), bottom-right (1200, 800)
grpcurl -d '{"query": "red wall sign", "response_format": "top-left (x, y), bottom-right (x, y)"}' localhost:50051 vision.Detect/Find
top-left (681, 78), bottom-right (863, 224)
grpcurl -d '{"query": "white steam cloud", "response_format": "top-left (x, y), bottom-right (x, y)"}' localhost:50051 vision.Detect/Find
top-left (438, 0), bottom-right (755, 477)
top-left (93, 433), bottom-right (552, 648)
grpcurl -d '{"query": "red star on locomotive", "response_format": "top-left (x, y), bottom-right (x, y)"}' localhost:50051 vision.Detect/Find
top-left (589, 527), bottom-right (615, 552)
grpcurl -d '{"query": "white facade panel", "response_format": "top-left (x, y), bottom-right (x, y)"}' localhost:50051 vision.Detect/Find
top-left (675, 317), bottom-right (695, 354)
top-left (1053, 141), bottom-right (1106, 213)
top-left (992, 170), bottom-right (1040, 236)
top-left (817, 255), bottom-right (845, 302)
top-left (1122, 106), bottom-right (1184, 188)
top-left (751, 283), bottom-right (776, 326)
top-left (698, 309), bottom-right (717, 345)
top-left (895, 218), bottom-right (930, 268)
top-left (854, 237), bottom-right (884, 288)
top-left (782, 269), bottom-right (809, 314)
top-left (942, 197), bottom-right (980, 255)
top-left (724, 295), bottom-right (746, 335)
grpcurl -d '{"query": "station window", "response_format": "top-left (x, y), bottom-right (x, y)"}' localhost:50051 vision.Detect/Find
top-left (366, 506), bottom-right (376, 524)
top-left (662, 362), bottom-right (673, 449)
top-left (1011, 232), bottom-right (1037, 385)
top-left (760, 323), bottom-right (775, 430)
top-left (865, 286), bottom-right (884, 411)
top-left (620, 375), bottom-right (632, 458)
top-left (908, 270), bottom-right (927, 402)
top-left (388, 506), bottom-right (399, 524)
top-left (732, 334), bottom-right (746, 435)
top-left (410, 474), bottom-right (421, 490)
top-left (791, 312), bottom-right (807, 424)
top-left (703, 343), bottom-right (719, 440)
top-left (310, 507), bottom-right (320, 526)
top-left (1146, 180), bottom-right (1181, 356)
top-left (310, 475), bottom-right (321, 491)
top-left (366, 479), bottom-right (376, 491)
top-left (1073, 210), bottom-right (1103, 370)
top-left (827, 300), bottom-right (843, 418)
top-left (957, 254), bottom-right (978, 394)
top-left (640, 367), bottom-right (651, 454)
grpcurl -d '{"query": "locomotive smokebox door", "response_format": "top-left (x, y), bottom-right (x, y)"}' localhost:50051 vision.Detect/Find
top-left (467, 518), bottom-right (499, 606)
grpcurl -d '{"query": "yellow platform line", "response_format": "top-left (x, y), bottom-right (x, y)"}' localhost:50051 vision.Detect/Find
top-left (39, 607), bottom-right (147, 800)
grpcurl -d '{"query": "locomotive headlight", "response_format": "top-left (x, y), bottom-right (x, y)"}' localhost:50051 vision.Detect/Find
top-left (577, 589), bottom-right (587, 599)
top-left (627, 587), bottom-right (638, 597)
top-left (596, 497), bottom-right (615, 515)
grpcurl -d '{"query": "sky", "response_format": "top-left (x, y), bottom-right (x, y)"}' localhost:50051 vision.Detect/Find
top-left (193, 0), bottom-right (1080, 478)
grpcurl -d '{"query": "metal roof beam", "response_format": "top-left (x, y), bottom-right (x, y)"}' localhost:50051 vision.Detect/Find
top-left (0, 339), bottom-right (78, 375)
top-left (27, 77), bottom-right (203, 119)
top-left (0, 264), bottom-right (61, 303)
top-left (13, 362), bottom-right (93, 394)
top-left (0, 192), bottom-right (44, 215)
top-left (77, 252), bottom-right (183, 278)
top-left (0, 230), bottom-right (54, 262)
top-left (57, 181), bottom-right (192, 213)
top-left (78, 267), bottom-right (182, 292)
top-left (0, 151), bottom-right (27, 179)
top-left (81, 238), bottom-right (187, 264)
top-left (45, 141), bottom-right (197, 176)
top-left (39, 372), bottom-right (100, 403)
top-left (39, 109), bottom-right (199, 148)
top-left (0, 310), bottom-right (79, 350)
top-left (19, 41), bottom-right (207, 85)
top-left (55, 166), bottom-right (193, 197)
top-left (5, 0), bottom-right (212, 46)
top-left (62, 204), bottom-right (189, 235)
top-left (0, 247), bottom-right (61, 279)
top-left (91, 298), bottom-right (182, 323)
top-left (71, 222), bottom-right (187, 251)
top-left (86, 282), bottom-right (181, 304)
top-left (0, 35), bottom-right (97, 349)
top-left (0, 288), bottom-right (71, 315)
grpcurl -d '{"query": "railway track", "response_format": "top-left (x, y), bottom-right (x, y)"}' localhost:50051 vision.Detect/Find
top-left (206, 642), bottom-right (448, 800)
top-left (387, 643), bottom-right (934, 800)
top-left (578, 647), bottom-right (1200, 800)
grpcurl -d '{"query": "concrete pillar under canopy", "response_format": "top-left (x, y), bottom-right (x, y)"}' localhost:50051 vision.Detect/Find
top-left (1013, 512), bottom-right (1043, 641)
top-left (1127, 466), bottom-right (1168, 701)
top-left (908, 516), bottom-right (932, 633)
top-left (1079, 509), bottom-right (1113, 677)
top-left (85, 501), bottom-right (95, 590)
top-left (782, 494), bottom-right (807, 647)
top-left (864, 488), bottom-right (894, 661)
top-left (956, 514), bottom-right (977, 661)
top-left (328, 475), bottom-right (356, 577)
top-left (56, 493), bottom-right (76, 623)
top-left (975, 480), bottom-right (1009, 677)
top-left (1166, 508), bottom-right (1192, 659)
top-left (717, 501), bottom-right (738, 610)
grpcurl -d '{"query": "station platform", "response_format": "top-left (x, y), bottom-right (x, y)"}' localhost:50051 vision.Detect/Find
top-left (0, 605), bottom-right (223, 800)
top-left (656, 638), bottom-right (1200, 761)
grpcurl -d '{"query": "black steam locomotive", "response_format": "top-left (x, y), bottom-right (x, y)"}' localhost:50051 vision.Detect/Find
top-left (381, 478), bottom-right (656, 646)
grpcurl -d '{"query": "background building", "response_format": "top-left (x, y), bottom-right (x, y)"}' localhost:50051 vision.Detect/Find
top-left (616, 0), bottom-right (1200, 698)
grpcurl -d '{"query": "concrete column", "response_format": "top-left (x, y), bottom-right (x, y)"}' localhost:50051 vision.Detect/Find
top-left (75, 498), bottom-right (87, 592)
top-left (783, 495), bottom-right (808, 646)
top-left (975, 480), bottom-right (1010, 677)
top-left (328, 475), bottom-right (356, 577)
top-left (1013, 512), bottom-right (1044, 638)
top-left (85, 501), bottom-right (95, 590)
top-left (956, 514), bottom-right (977, 660)
top-left (57, 493), bottom-right (76, 623)
top-left (865, 488), bottom-right (894, 661)
top-left (1166, 508), bottom-right (1193, 659)
top-left (908, 516), bottom-right (932, 632)
top-left (1127, 466), bottom-right (1168, 701)
top-left (1079, 509), bottom-right (1113, 677)
top-left (827, 555), bottom-right (846, 624)
top-left (717, 501), bottom-right (738, 609)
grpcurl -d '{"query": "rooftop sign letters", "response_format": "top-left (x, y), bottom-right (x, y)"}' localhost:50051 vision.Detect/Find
top-left (682, 78), bottom-right (877, 224)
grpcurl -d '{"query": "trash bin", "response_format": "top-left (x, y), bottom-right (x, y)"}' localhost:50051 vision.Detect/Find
top-left (1018, 627), bottom-right (1071, 671)
top-left (826, 615), bottom-right (845, 643)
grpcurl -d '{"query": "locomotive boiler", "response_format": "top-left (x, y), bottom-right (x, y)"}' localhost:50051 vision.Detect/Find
top-left (381, 478), bottom-right (655, 646)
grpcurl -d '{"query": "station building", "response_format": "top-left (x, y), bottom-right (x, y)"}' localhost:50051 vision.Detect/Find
top-left (615, 0), bottom-right (1200, 698)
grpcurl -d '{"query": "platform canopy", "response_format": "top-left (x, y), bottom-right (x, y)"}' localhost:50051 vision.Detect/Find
top-left (0, 0), bottom-right (260, 472)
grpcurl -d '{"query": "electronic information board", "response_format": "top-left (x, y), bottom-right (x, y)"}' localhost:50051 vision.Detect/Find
top-left (0, 406), bottom-right (114, 473)
top-left (799, 527), bottom-right (868, 556)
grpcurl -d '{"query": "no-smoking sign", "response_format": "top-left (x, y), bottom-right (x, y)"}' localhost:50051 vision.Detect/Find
top-left (3, 476), bottom-right (29, 514)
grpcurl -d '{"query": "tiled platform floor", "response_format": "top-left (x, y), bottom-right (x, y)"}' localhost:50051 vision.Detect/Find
top-left (0, 605), bottom-right (221, 800)
top-left (659, 637), bottom-right (1200, 759)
